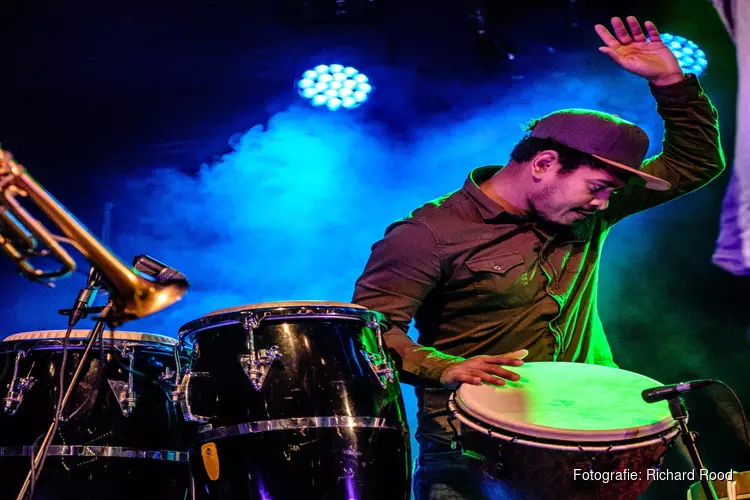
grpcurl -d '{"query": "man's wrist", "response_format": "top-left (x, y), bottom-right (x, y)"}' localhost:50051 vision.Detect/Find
top-left (413, 348), bottom-right (464, 384)
top-left (649, 72), bottom-right (687, 87)
top-left (648, 72), bottom-right (702, 104)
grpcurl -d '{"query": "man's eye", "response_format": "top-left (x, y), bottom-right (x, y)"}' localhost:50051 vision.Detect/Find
top-left (590, 185), bottom-right (605, 192)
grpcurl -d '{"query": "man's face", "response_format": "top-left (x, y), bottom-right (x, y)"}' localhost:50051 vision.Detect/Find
top-left (531, 159), bottom-right (627, 226)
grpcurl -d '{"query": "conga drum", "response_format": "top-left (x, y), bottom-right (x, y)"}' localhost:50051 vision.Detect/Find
top-left (447, 362), bottom-right (680, 500)
top-left (175, 301), bottom-right (411, 499)
top-left (0, 330), bottom-right (191, 500)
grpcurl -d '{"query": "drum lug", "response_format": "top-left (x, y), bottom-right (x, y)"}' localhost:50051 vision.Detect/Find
top-left (171, 370), bottom-right (212, 423)
top-left (108, 346), bottom-right (137, 416)
top-left (360, 350), bottom-right (395, 388)
top-left (3, 378), bottom-right (36, 415)
top-left (107, 379), bottom-right (136, 417)
top-left (363, 317), bottom-right (395, 388)
top-left (239, 314), bottom-right (281, 391)
top-left (447, 414), bottom-right (460, 450)
top-left (2, 351), bottom-right (35, 416)
top-left (239, 346), bottom-right (282, 391)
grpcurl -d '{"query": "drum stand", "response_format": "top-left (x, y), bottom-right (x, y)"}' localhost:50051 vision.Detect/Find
top-left (669, 396), bottom-right (719, 500)
top-left (14, 300), bottom-right (113, 500)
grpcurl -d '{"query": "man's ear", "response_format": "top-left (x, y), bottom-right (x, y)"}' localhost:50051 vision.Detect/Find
top-left (530, 150), bottom-right (560, 181)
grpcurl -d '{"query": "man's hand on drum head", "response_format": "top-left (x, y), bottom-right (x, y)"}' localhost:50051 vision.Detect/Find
top-left (439, 349), bottom-right (528, 388)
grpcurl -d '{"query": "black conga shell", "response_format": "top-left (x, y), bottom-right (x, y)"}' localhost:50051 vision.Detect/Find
top-left (177, 301), bottom-right (412, 500)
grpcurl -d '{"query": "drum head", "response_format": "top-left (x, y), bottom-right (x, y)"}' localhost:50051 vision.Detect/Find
top-left (455, 362), bottom-right (675, 443)
top-left (201, 300), bottom-right (367, 318)
top-left (2, 330), bottom-right (177, 345)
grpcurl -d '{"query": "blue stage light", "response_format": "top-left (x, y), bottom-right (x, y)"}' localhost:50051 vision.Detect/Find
top-left (661, 33), bottom-right (708, 76)
top-left (297, 64), bottom-right (373, 110)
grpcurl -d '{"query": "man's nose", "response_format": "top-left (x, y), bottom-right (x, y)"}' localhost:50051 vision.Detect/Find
top-left (590, 198), bottom-right (609, 211)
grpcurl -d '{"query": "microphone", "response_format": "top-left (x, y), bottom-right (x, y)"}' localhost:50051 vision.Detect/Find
top-left (68, 266), bottom-right (103, 327)
top-left (132, 254), bottom-right (187, 283)
top-left (641, 380), bottom-right (716, 403)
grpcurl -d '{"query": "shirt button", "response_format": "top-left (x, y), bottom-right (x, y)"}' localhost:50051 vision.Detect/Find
top-left (493, 265), bottom-right (503, 271)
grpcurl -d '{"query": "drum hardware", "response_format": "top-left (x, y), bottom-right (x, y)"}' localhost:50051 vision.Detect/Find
top-left (195, 415), bottom-right (408, 442)
top-left (169, 322), bottom-right (208, 424)
top-left (360, 351), bottom-right (394, 388)
top-left (2, 352), bottom-right (35, 416)
top-left (160, 366), bottom-right (177, 386)
top-left (361, 319), bottom-right (395, 388)
top-left (106, 346), bottom-right (137, 417)
top-left (0, 445), bottom-right (189, 462)
top-left (171, 370), bottom-right (212, 424)
top-left (448, 408), bottom-right (516, 480)
top-left (156, 339), bottom-right (196, 426)
top-left (446, 411), bottom-right (461, 451)
top-left (238, 315), bottom-right (282, 391)
top-left (170, 343), bottom-right (185, 385)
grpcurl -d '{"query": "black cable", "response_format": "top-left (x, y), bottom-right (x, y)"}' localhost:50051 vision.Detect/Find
top-left (63, 332), bottom-right (105, 423)
top-left (27, 324), bottom-right (75, 498)
top-left (713, 380), bottom-right (750, 450)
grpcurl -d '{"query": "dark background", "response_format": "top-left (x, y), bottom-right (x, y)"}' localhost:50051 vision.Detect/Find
top-left (1, 0), bottom-right (748, 498)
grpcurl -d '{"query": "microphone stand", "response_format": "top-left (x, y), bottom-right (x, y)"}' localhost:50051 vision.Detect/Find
top-left (14, 300), bottom-right (113, 500)
top-left (668, 397), bottom-right (719, 500)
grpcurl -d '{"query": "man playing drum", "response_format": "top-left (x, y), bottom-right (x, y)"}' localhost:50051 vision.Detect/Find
top-left (352, 15), bottom-right (725, 499)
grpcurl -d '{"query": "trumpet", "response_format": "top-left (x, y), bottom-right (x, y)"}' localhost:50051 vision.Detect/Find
top-left (0, 148), bottom-right (188, 327)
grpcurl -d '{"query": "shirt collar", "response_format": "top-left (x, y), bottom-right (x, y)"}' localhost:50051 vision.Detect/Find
top-left (462, 165), bottom-right (510, 220)
top-left (462, 165), bottom-right (595, 242)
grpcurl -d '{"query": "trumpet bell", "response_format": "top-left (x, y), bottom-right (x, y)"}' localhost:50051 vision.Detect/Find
top-left (108, 274), bottom-right (189, 327)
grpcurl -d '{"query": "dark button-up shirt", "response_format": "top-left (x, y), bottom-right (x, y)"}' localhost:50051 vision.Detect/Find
top-left (351, 75), bottom-right (724, 439)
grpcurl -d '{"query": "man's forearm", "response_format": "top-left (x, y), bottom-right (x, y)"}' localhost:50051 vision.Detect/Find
top-left (384, 327), bottom-right (463, 386)
top-left (653, 75), bottom-right (725, 185)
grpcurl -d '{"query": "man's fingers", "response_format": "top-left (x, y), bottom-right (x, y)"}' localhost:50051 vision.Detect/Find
top-left (453, 371), bottom-right (482, 386)
top-left (594, 24), bottom-right (620, 49)
top-left (508, 349), bottom-right (529, 360)
top-left (481, 364), bottom-right (521, 381)
top-left (473, 370), bottom-right (507, 387)
top-left (482, 350), bottom-right (528, 365)
top-left (610, 17), bottom-right (634, 45)
top-left (643, 20), bottom-right (662, 42)
top-left (626, 16), bottom-right (647, 42)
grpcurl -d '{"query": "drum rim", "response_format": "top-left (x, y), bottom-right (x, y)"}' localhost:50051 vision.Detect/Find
top-left (452, 362), bottom-right (677, 443)
top-left (448, 392), bottom-right (680, 450)
top-left (1, 330), bottom-right (177, 346)
top-left (201, 300), bottom-right (368, 317)
top-left (178, 301), bottom-right (386, 341)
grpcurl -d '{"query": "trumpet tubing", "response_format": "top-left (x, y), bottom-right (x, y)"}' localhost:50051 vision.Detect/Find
top-left (0, 148), bottom-right (188, 326)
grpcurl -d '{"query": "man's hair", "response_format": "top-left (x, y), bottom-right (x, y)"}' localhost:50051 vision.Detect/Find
top-left (509, 120), bottom-right (612, 172)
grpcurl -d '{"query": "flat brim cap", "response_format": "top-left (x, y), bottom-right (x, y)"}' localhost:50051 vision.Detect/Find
top-left (529, 108), bottom-right (671, 191)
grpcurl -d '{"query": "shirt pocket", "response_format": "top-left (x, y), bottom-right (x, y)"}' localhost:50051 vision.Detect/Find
top-left (464, 252), bottom-right (535, 306)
